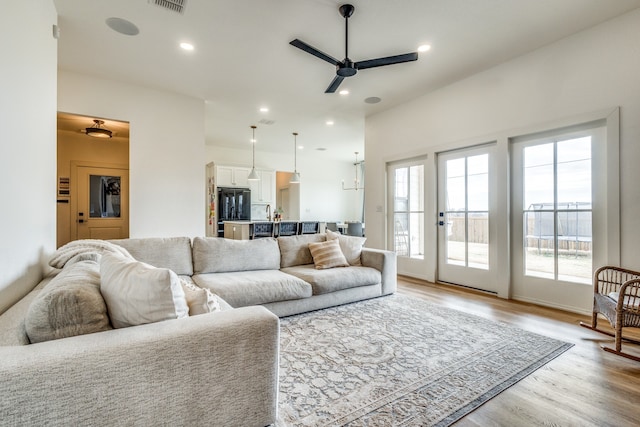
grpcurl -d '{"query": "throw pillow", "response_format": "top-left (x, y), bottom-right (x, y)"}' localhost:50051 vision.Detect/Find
top-left (100, 252), bottom-right (189, 328)
top-left (326, 229), bottom-right (366, 266)
top-left (308, 239), bottom-right (349, 270)
top-left (25, 260), bottom-right (112, 343)
top-left (180, 279), bottom-right (222, 315)
top-left (278, 234), bottom-right (326, 268)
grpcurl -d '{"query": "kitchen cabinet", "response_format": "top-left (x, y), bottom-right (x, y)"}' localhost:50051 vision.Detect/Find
top-left (224, 221), bottom-right (251, 240)
top-left (216, 165), bottom-right (250, 188)
top-left (249, 169), bottom-right (275, 204)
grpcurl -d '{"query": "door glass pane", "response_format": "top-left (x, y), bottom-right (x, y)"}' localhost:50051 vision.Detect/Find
top-left (446, 158), bottom-right (465, 210)
top-left (409, 212), bottom-right (424, 259)
top-left (409, 166), bottom-right (424, 211)
top-left (446, 212), bottom-right (465, 266)
top-left (524, 143), bottom-right (554, 209)
top-left (467, 154), bottom-right (488, 211)
top-left (524, 211), bottom-right (554, 279)
top-left (89, 175), bottom-right (121, 218)
top-left (468, 212), bottom-right (489, 269)
top-left (394, 213), bottom-right (409, 257)
top-left (394, 168), bottom-right (408, 211)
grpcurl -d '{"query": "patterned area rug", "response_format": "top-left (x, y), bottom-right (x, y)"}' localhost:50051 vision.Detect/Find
top-left (277, 293), bottom-right (573, 426)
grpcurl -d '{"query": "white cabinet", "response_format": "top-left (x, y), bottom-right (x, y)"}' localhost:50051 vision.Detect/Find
top-left (216, 165), bottom-right (250, 188)
top-left (249, 169), bottom-right (275, 204)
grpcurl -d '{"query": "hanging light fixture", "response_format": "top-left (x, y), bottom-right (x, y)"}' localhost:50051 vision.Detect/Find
top-left (85, 119), bottom-right (112, 139)
top-left (248, 125), bottom-right (260, 181)
top-left (290, 132), bottom-right (301, 184)
top-left (342, 151), bottom-right (364, 191)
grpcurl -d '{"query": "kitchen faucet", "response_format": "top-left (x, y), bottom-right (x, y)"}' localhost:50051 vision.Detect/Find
top-left (266, 204), bottom-right (272, 221)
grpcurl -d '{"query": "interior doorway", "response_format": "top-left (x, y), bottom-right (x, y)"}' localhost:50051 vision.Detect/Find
top-left (56, 112), bottom-right (130, 247)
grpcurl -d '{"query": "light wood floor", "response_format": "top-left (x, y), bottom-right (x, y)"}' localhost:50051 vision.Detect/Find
top-left (397, 276), bottom-right (640, 427)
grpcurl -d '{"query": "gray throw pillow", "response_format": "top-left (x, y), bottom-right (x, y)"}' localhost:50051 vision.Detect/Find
top-left (25, 260), bottom-right (112, 343)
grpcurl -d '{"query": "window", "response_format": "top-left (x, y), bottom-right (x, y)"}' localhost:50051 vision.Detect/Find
top-left (522, 136), bottom-right (592, 284)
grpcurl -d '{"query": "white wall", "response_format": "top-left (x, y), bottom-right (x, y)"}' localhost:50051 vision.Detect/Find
top-left (0, 0), bottom-right (58, 313)
top-left (366, 10), bottom-right (640, 276)
top-left (206, 145), bottom-right (362, 222)
top-left (58, 71), bottom-right (205, 239)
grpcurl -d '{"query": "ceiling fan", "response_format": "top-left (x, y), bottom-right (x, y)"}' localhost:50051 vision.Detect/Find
top-left (290, 3), bottom-right (418, 93)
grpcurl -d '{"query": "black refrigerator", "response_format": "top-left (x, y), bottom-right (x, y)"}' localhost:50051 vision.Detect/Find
top-left (217, 187), bottom-right (251, 236)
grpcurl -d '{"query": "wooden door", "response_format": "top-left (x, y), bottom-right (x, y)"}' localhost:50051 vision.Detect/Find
top-left (72, 164), bottom-right (129, 240)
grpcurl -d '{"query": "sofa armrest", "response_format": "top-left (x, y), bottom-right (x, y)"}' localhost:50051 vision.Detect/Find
top-left (361, 248), bottom-right (397, 295)
top-left (0, 306), bottom-right (279, 427)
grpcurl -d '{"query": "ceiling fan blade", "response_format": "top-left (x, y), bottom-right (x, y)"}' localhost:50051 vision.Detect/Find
top-left (356, 52), bottom-right (418, 70)
top-left (325, 75), bottom-right (345, 93)
top-left (290, 39), bottom-right (340, 66)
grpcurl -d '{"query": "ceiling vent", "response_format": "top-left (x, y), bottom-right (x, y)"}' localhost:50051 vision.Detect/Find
top-left (258, 119), bottom-right (275, 125)
top-left (148, 0), bottom-right (187, 15)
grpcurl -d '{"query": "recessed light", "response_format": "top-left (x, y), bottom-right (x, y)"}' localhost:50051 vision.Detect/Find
top-left (180, 42), bottom-right (194, 51)
top-left (364, 97), bottom-right (381, 104)
top-left (326, 120), bottom-right (334, 126)
top-left (418, 44), bottom-right (431, 52)
top-left (316, 148), bottom-right (327, 151)
top-left (259, 107), bottom-right (269, 113)
top-left (339, 90), bottom-right (349, 96)
top-left (298, 146), bottom-right (304, 150)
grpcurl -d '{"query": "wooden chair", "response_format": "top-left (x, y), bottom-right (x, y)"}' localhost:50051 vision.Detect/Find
top-left (580, 265), bottom-right (640, 362)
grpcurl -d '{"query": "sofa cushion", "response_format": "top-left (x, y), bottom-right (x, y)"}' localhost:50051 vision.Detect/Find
top-left (109, 236), bottom-right (194, 276)
top-left (326, 229), bottom-right (366, 266)
top-left (192, 237), bottom-right (280, 274)
top-left (281, 264), bottom-right (382, 295)
top-left (308, 239), bottom-right (349, 269)
top-left (24, 260), bottom-right (112, 344)
top-left (278, 234), bottom-right (326, 268)
top-left (192, 270), bottom-right (312, 307)
top-left (100, 252), bottom-right (189, 328)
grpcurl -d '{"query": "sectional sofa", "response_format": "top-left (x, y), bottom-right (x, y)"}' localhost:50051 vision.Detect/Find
top-left (0, 233), bottom-right (396, 426)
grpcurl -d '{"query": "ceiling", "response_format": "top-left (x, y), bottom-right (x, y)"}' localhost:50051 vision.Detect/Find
top-left (54, 0), bottom-right (640, 161)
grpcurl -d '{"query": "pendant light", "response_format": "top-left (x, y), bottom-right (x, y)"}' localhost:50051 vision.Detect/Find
top-left (290, 132), bottom-right (301, 184)
top-left (342, 151), bottom-right (364, 190)
top-left (85, 119), bottom-right (112, 139)
top-left (248, 125), bottom-right (260, 181)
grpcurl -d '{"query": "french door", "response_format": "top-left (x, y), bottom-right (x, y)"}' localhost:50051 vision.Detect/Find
top-left (437, 145), bottom-right (497, 292)
top-left (387, 157), bottom-right (426, 278)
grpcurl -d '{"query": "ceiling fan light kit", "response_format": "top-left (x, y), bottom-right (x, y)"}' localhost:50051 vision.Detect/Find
top-left (290, 3), bottom-right (418, 93)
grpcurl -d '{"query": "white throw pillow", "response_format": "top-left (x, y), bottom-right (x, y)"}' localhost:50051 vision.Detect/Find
top-left (180, 279), bottom-right (222, 315)
top-left (326, 229), bottom-right (366, 266)
top-left (308, 239), bottom-right (349, 270)
top-left (100, 252), bottom-right (189, 328)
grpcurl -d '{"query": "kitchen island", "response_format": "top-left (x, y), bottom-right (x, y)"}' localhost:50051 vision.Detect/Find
top-left (223, 221), bottom-right (322, 240)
